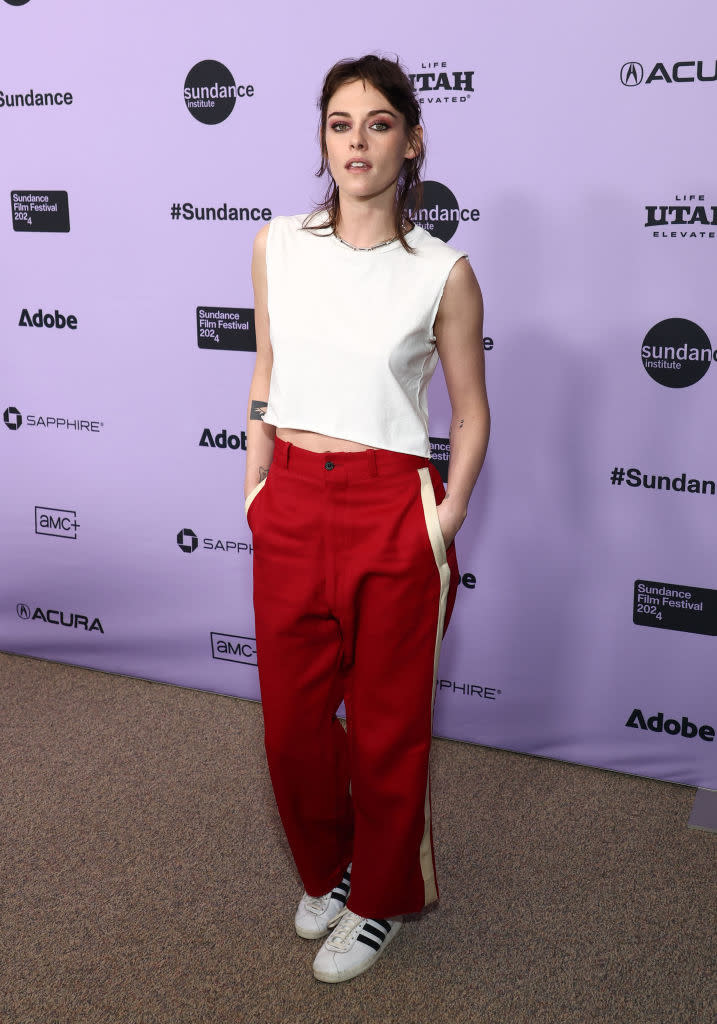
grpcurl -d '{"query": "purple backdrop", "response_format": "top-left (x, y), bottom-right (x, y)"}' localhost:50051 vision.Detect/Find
top-left (1, 0), bottom-right (715, 787)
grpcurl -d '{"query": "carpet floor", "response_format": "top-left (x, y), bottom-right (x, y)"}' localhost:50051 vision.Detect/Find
top-left (0, 650), bottom-right (714, 1024)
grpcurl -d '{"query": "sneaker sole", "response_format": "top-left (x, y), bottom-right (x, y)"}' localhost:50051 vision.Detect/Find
top-left (312, 921), bottom-right (402, 983)
top-left (295, 922), bottom-right (331, 940)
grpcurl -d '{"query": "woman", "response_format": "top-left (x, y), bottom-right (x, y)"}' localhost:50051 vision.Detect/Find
top-left (244, 54), bottom-right (489, 983)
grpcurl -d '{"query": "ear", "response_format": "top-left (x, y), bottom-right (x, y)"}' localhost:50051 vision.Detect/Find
top-left (405, 125), bottom-right (423, 161)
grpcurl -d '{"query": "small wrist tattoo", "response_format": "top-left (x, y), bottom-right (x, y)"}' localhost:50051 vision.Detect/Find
top-left (251, 400), bottom-right (268, 421)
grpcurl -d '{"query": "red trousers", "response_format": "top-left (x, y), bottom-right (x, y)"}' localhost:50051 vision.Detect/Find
top-left (247, 438), bottom-right (459, 919)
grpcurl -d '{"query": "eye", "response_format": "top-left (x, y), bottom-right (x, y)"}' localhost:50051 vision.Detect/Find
top-left (329, 121), bottom-right (350, 132)
top-left (369, 121), bottom-right (391, 132)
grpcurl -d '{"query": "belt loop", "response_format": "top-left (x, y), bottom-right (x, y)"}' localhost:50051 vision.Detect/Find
top-left (366, 448), bottom-right (378, 477)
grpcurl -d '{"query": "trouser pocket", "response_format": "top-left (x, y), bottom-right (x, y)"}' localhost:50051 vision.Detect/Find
top-left (416, 466), bottom-right (448, 568)
top-left (245, 477), bottom-right (267, 530)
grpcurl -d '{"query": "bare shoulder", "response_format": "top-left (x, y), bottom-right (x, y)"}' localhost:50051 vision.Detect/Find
top-left (436, 255), bottom-right (483, 328)
top-left (253, 221), bottom-right (271, 255)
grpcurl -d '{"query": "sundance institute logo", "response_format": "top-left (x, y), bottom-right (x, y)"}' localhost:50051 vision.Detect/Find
top-left (183, 60), bottom-right (255, 124)
top-left (641, 318), bottom-right (714, 388)
top-left (407, 181), bottom-right (480, 243)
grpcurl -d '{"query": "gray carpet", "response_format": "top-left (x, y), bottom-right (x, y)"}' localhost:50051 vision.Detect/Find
top-left (0, 650), bottom-right (714, 1024)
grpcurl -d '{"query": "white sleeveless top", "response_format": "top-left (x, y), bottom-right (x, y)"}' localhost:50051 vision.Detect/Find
top-left (264, 213), bottom-right (467, 458)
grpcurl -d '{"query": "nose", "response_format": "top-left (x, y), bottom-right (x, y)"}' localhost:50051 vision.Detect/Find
top-left (348, 125), bottom-right (366, 150)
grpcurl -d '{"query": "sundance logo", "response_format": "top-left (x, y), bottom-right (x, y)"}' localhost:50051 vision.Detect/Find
top-left (625, 708), bottom-right (714, 742)
top-left (16, 603), bottom-right (104, 632)
top-left (211, 631), bottom-right (257, 665)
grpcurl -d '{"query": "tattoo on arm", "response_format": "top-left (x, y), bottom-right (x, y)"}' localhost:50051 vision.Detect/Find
top-left (449, 418), bottom-right (464, 442)
top-left (250, 400), bottom-right (267, 421)
top-left (258, 466), bottom-right (269, 482)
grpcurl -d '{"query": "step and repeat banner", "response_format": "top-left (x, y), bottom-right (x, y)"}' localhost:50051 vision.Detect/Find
top-left (1, 1), bottom-right (714, 787)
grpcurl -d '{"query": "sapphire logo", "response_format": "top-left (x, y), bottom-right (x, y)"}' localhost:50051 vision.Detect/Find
top-left (621, 62), bottom-right (644, 86)
top-left (2, 404), bottom-right (102, 433)
top-left (4, 406), bottom-right (22, 429)
top-left (177, 528), bottom-right (198, 553)
top-left (176, 526), bottom-right (252, 556)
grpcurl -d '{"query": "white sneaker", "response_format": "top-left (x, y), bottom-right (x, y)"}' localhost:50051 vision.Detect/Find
top-left (294, 864), bottom-right (351, 939)
top-left (312, 908), bottom-right (402, 983)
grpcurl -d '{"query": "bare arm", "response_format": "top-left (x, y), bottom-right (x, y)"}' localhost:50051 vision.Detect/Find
top-left (244, 223), bottom-right (276, 500)
top-left (433, 257), bottom-right (490, 546)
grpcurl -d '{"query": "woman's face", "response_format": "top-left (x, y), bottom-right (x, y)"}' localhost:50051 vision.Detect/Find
top-left (324, 78), bottom-right (419, 204)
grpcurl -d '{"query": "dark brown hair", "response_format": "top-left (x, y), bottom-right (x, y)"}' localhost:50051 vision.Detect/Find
top-left (305, 54), bottom-right (425, 253)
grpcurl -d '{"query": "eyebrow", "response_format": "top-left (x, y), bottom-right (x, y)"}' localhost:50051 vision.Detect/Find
top-left (327, 108), bottom-right (398, 119)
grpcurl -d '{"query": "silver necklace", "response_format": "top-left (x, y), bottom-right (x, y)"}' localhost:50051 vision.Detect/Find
top-left (335, 231), bottom-right (398, 252)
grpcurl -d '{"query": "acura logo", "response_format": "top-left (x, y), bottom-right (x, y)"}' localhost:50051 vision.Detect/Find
top-left (16, 603), bottom-right (30, 619)
top-left (621, 61), bottom-right (644, 86)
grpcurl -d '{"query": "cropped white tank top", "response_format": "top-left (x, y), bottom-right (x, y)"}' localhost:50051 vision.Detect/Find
top-left (264, 214), bottom-right (467, 458)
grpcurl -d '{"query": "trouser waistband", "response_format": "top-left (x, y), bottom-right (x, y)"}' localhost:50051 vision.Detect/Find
top-left (272, 437), bottom-right (430, 481)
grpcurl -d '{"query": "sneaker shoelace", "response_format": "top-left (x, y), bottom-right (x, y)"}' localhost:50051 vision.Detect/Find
top-left (326, 909), bottom-right (364, 950)
top-left (303, 892), bottom-right (332, 915)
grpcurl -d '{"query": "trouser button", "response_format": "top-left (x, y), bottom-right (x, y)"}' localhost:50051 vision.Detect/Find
top-left (324, 460), bottom-right (335, 471)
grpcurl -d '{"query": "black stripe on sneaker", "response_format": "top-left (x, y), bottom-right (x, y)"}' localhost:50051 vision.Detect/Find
top-left (357, 934), bottom-right (382, 952)
top-left (330, 867), bottom-right (351, 903)
top-left (363, 922), bottom-right (389, 941)
top-left (374, 918), bottom-right (391, 931)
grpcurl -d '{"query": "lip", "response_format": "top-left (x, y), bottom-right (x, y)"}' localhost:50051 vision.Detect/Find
top-left (344, 159), bottom-right (372, 171)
